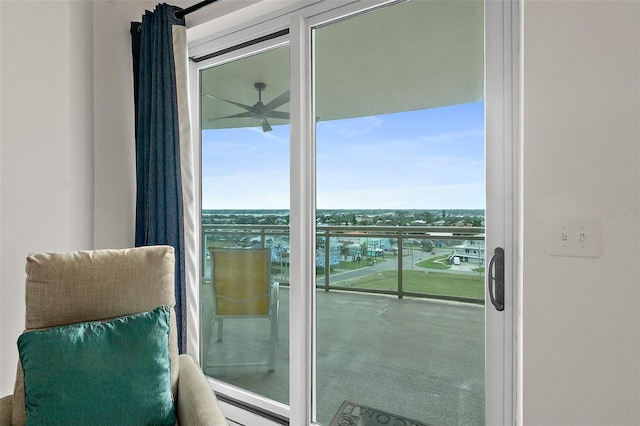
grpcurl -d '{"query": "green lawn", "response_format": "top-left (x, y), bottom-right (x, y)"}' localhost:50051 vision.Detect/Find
top-left (332, 258), bottom-right (389, 271)
top-left (338, 269), bottom-right (484, 300)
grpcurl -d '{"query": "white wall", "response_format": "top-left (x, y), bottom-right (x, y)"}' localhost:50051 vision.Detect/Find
top-left (93, 0), bottom-right (152, 250)
top-left (521, 1), bottom-right (640, 424)
top-left (0, 0), bottom-right (94, 395)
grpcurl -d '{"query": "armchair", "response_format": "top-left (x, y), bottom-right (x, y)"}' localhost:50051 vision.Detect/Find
top-left (0, 246), bottom-right (227, 425)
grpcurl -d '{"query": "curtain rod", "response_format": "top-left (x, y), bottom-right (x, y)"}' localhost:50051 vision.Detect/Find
top-left (175, 0), bottom-right (220, 20)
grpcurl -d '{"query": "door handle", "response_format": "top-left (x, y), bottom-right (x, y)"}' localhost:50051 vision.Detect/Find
top-left (488, 247), bottom-right (504, 311)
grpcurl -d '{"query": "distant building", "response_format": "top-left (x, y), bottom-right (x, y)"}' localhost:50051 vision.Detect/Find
top-left (344, 243), bottom-right (362, 261)
top-left (316, 244), bottom-right (341, 269)
top-left (452, 234), bottom-right (485, 265)
top-left (366, 238), bottom-right (391, 251)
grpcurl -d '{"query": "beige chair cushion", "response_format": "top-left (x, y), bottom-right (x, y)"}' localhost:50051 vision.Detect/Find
top-left (12, 246), bottom-right (178, 425)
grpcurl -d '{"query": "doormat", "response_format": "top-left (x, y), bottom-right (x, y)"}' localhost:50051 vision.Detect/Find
top-left (330, 400), bottom-right (432, 426)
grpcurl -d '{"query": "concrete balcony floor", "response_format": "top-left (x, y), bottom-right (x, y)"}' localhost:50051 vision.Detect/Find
top-left (202, 287), bottom-right (485, 425)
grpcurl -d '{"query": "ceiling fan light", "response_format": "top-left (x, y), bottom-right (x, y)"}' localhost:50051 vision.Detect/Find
top-left (261, 119), bottom-right (273, 132)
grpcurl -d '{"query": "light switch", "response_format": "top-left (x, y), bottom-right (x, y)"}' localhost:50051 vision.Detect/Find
top-left (549, 219), bottom-right (600, 257)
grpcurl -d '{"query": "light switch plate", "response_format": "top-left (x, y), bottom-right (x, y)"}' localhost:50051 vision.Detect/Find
top-left (548, 219), bottom-right (600, 257)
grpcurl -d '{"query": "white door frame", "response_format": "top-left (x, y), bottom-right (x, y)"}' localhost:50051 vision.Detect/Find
top-left (187, 1), bottom-right (520, 424)
top-left (485, 0), bottom-right (519, 425)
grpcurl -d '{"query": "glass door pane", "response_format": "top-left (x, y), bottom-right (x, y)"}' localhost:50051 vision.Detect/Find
top-left (199, 44), bottom-right (290, 405)
top-left (313, 1), bottom-right (485, 424)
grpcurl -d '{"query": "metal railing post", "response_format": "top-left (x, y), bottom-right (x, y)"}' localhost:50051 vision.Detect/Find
top-left (324, 230), bottom-right (330, 292)
top-left (397, 234), bottom-right (404, 299)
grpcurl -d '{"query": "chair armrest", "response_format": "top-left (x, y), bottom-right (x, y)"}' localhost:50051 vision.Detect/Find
top-left (0, 395), bottom-right (12, 426)
top-left (177, 354), bottom-right (227, 426)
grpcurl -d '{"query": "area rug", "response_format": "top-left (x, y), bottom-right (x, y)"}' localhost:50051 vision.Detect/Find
top-left (330, 400), bottom-right (431, 426)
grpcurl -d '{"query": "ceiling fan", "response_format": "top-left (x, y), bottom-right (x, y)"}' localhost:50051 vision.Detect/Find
top-left (205, 82), bottom-right (290, 132)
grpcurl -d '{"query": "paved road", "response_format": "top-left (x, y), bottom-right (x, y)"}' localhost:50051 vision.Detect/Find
top-left (326, 249), bottom-right (482, 285)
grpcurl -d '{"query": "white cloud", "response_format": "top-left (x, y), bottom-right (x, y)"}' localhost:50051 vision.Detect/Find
top-left (420, 129), bottom-right (484, 145)
top-left (317, 182), bottom-right (485, 210)
top-left (318, 116), bottom-right (384, 138)
top-left (202, 169), bottom-right (289, 209)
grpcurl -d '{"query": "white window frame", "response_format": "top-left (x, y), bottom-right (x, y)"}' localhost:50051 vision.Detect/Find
top-left (188, 34), bottom-right (293, 421)
top-left (485, 0), bottom-right (520, 425)
top-left (186, 1), bottom-right (520, 424)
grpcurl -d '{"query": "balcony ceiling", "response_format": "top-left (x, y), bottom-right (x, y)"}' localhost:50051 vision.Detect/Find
top-left (199, 0), bottom-right (483, 130)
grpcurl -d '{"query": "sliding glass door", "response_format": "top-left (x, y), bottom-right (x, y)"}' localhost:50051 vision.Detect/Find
top-left (313, 2), bottom-right (485, 424)
top-left (193, 0), bottom-right (515, 424)
top-left (199, 44), bottom-right (291, 408)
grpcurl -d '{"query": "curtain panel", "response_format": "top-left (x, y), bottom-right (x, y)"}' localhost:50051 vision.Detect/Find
top-left (131, 3), bottom-right (194, 352)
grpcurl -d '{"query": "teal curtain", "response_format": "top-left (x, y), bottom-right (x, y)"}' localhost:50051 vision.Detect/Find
top-left (131, 4), bottom-right (190, 352)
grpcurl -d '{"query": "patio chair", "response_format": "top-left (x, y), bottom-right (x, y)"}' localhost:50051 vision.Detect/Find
top-left (205, 248), bottom-right (279, 371)
top-left (0, 246), bottom-right (226, 426)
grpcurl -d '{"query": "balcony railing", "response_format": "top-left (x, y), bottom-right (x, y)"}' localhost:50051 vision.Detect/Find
top-left (202, 224), bottom-right (485, 304)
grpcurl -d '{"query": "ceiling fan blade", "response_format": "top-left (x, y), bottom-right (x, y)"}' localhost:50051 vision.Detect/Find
top-left (268, 111), bottom-right (290, 120)
top-left (204, 94), bottom-right (255, 113)
top-left (264, 90), bottom-right (290, 112)
top-left (205, 87), bottom-right (288, 131)
top-left (261, 118), bottom-right (273, 132)
top-left (209, 112), bottom-right (253, 121)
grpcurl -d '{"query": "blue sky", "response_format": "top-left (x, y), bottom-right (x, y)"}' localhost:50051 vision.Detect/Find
top-left (202, 101), bottom-right (484, 210)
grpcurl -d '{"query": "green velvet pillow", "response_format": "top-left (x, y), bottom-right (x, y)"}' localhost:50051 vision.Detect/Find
top-left (17, 305), bottom-right (176, 426)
